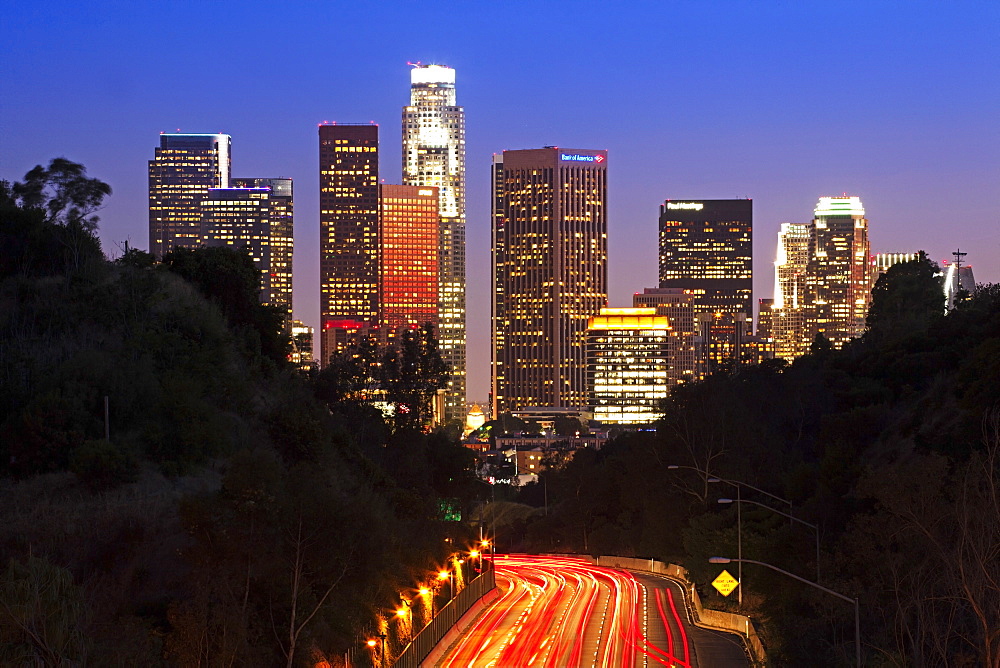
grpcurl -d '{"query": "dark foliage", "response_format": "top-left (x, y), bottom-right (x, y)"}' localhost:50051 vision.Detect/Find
top-left (0, 161), bottom-right (481, 666)
top-left (162, 245), bottom-right (290, 366)
top-left (514, 278), bottom-right (1000, 665)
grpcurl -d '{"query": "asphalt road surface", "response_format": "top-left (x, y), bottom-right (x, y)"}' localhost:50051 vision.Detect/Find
top-left (431, 554), bottom-right (748, 667)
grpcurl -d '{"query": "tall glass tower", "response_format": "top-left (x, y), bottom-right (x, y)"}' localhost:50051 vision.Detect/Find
top-left (492, 148), bottom-right (608, 414)
top-left (806, 196), bottom-right (870, 348)
top-left (403, 64), bottom-right (466, 424)
top-left (148, 133), bottom-right (231, 257)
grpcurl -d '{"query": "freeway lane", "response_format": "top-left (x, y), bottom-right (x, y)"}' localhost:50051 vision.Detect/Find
top-left (432, 554), bottom-right (747, 667)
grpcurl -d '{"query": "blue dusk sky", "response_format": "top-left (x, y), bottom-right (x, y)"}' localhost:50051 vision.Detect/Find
top-left (2, 0), bottom-right (998, 401)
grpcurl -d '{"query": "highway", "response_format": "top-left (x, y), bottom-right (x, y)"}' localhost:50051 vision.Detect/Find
top-left (431, 554), bottom-right (747, 667)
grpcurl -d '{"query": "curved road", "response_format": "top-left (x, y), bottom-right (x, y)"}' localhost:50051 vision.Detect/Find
top-left (432, 554), bottom-right (747, 667)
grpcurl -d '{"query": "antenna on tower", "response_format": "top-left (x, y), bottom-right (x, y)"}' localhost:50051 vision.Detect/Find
top-left (950, 248), bottom-right (968, 309)
top-left (952, 248), bottom-right (967, 271)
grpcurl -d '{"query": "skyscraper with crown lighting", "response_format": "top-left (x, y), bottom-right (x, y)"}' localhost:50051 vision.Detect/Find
top-left (403, 64), bottom-right (466, 424)
top-left (806, 196), bottom-right (871, 348)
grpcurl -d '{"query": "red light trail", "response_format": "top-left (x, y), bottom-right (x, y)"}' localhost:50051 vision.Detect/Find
top-left (435, 554), bottom-right (700, 667)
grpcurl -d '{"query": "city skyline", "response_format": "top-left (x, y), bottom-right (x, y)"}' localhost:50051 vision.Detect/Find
top-left (3, 1), bottom-right (997, 401)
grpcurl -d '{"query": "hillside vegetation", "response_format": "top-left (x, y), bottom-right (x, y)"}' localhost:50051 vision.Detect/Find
top-left (513, 258), bottom-right (1000, 666)
top-left (0, 161), bottom-right (480, 666)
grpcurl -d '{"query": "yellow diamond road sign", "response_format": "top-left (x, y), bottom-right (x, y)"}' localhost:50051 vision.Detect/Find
top-left (712, 569), bottom-right (739, 596)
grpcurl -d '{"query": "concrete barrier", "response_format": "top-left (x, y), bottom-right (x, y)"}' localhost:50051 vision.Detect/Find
top-left (596, 555), bottom-right (766, 666)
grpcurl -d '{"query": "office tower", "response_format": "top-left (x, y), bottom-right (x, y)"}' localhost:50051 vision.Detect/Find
top-left (290, 320), bottom-right (315, 370)
top-left (149, 133), bottom-right (231, 257)
top-left (696, 311), bottom-right (751, 375)
top-left (378, 184), bottom-right (439, 331)
top-left (491, 155), bottom-right (507, 413)
top-left (632, 287), bottom-right (697, 384)
top-left (756, 298), bottom-right (775, 361)
top-left (201, 178), bottom-right (293, 319)
top-left (772, 222), bottom-right (812, 361)
top-left (403, 63), bottom-right (466, 424)
top-left (658, 198), bottom-right (753, 372)
top-left (806, 196), bottom-right (871, 348)
top-left (492, 147), bottom-right (608, 413)
top-left (318, 123), bottom-right (379, 365)
top-left (757, 298), bottom-right (774, 340)
top-left (587, 307), bottom-right (670, 425)
top-left (234, 177), bottom-right (293, 319)
top-left (658, 199), bottom-right (753, 316)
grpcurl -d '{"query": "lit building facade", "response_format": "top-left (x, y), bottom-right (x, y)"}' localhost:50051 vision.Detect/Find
top-left (290, 320), bottom-right (315, 370)
top-left (658, 199), bottom-right (753, 372)
top-left (492, 147), bottom-right (608, 413)
top-left (772, 222), bottom-right (812, 361)
top-left (696, 311), bottom-right (751, 375)
top-left (756, 298), bottom-right (775, 360)
top-left (806, 196), bottom-right (871, 348)
top-left (378, 184), bottom-right (439, 332)
top-left (658, 199), bottom-right (753, 317)
top-left (318, 123), bottom-right (379, 365)
top-left (201, 179), bottom-right (293, 318)
top-left (632, 287), bottom-right (697, 384)
top-left (403, 64), bottom-right (466, 423)
top-left (149, 133), bottom-right (231, 257)
top-left (587, 307), bottom-right (670, 425)
top-left (873, 252), bottom-right (918, 278)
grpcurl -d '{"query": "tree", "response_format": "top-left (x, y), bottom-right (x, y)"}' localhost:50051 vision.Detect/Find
top-left (10, 158), bottom-right (111, 231)
top-left (379, 324), bottom-right (449, 428)
top-left (1, 159), bottom-right (109, 277)
top-left (866, 251), bottom-right (944, 341)
top-left (163, 246), bottom-right (289, 364)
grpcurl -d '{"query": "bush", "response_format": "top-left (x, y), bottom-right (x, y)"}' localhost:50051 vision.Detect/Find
top-left (70, 438), bottom-right (138, 491)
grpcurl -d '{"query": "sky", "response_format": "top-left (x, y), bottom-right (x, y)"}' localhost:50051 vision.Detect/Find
top-left (2, 0), bottom-right (998, 402)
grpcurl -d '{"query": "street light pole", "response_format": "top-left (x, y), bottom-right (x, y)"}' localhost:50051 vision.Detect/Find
top-left (736, 484), bottom-right (742, 606)
top-left (719, 497), bottom-right (821, 582)
top-left (667, 464), bottom-right (794, 514)
top-left (709, 557), bottom-right (861, 667)
top-left (395, 599), bottom-right (413, 645)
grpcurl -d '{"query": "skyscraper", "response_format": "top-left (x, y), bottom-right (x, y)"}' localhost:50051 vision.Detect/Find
top-left (806, 196), bottom-right (870, 347)
top-left (771, 196), bottom-right (873, 360)
top-left (492, 147), bottom-right (608, 413)
top-left (318, 123), bottom-right (379, 365)
top-left (378, 184), bottom-right (439, 331)
top-left (772, 222), bottom-right (812, 360)
top-left (632, 288), bottom-right (697, 384)
top-left (587, 307), bottom-right (671, 425)
top-left (149, 133), bottom-right (231, 257)
top-left (402, 64), bottom-right (466, 424)
top-left (658, 198), bottom-right (753, 372)
top-left (658, 199), bottom-right (753, 317)
top-left (201, 178), bottom-right (293, 319)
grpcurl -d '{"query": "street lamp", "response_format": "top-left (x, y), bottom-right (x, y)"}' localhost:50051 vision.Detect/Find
top-left (437, 569), bottom-right (453, 600)
top-left (709, 557), bottom-right (861, 668)
top-left (469, 549), bottom-right (481, 574)
top-left (718, 497), bottom-right (821, 582)
top-left (366, 632), bottom-right (387, 667)
top-left (480, 538), bottom-right (493, 569)
top-left (395, 599), bottom-right (413, 645)
top-left (667, 464), bottom-right (794, 514)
